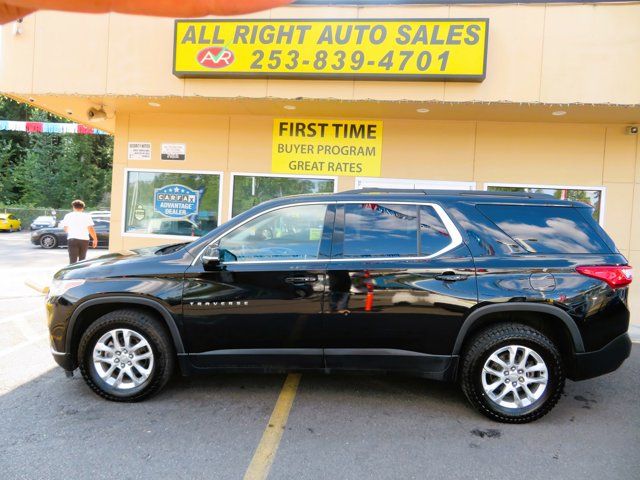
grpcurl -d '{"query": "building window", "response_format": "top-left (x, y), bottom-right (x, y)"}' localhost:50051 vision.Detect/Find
top-left (231, 174), bottom-right (335, 217)
top-left (485, 183), bottom-right (605, 224)
top-left (124, 169), bottom-right (221, 237)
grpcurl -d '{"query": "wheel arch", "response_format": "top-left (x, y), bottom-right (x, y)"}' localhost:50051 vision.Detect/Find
top-left (66, 296), bottom-right (185, 367)
top-left (452, 303), bottom-right (585, 357)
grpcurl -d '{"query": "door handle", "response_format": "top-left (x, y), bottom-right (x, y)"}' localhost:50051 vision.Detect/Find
top-left (285, 276), bottom-right (317, 284)
top-left (435, 273), bottom-right (467, 282)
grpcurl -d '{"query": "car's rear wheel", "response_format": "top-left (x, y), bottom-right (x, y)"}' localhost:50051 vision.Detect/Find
top-left (460, 323), bottom-right (564, 423)
top-left (78, 309), bottom-right (174, 402)
top-left (40, 234), bottom-right (57, 249)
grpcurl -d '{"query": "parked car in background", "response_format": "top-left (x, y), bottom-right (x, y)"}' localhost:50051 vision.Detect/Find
top-left (31, 219), bottom-right (110, 249)
top-left (147, 218), bottom-right (203, 236)
top-left (0, 213), bottom-right (22, 232)
top-left (88, 211), bottom-right (111, 221)
top-left (30, 215), bottom-right (57, 230)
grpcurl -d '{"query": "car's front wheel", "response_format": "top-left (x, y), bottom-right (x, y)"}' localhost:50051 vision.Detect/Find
top-left (39, 234), bottom-right (58, 249)
top-left (460, 323), bottom-right (564, 423)
top-left (78, 309), bottom-right (174, 402)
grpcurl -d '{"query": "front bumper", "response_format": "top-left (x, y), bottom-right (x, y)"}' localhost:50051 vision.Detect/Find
top-left (569, 333), bottom-right (632, 381)
top-left (51, 348), bottom-right (74, 371)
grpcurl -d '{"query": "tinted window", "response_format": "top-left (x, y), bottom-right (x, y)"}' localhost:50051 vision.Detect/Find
top-left (477, 205), bottom-right (610, 254)
top-left (343, 203), bottom-right (418, 258)
top-left (219, 204), bottom-right (327, 262)
top-left (420, 206), bottom-right (452, 255)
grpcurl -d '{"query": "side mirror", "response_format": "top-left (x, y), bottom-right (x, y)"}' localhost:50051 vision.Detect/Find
top-left (202, 246), bottom-right (221, 270)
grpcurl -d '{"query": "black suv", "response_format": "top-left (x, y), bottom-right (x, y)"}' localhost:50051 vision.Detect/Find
top-left (47, 190), bottom-right (632, 423)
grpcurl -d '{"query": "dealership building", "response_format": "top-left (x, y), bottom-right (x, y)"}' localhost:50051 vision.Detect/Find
top-left (1, 1), bottom-right (639, 314)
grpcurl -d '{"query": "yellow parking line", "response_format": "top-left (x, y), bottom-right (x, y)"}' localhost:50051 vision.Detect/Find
top-left (243, 373), bottom-right (302, 480)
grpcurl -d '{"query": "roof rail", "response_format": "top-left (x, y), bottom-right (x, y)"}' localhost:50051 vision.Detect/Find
top-left (336, 188), bottom-right (554, 199)
top-left (337, 188), bottom-right (426, 195)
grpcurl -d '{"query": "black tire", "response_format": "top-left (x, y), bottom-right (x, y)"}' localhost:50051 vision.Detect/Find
top-left (40, 234), bottom-right (58, 249)
top-left (78, 309), bottom-right (175, 402)
top-left (460, 323), bottom-right (564, 423)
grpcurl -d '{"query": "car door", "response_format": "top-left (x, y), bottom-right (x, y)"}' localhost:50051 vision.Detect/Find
top-left (182, 202), bottom-right (334, 370)
top-left (323, 201), bottom-right (478, 376)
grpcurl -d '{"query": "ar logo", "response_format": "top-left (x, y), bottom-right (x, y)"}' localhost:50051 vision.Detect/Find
top-left (197, 47), bottom-right (235, 69)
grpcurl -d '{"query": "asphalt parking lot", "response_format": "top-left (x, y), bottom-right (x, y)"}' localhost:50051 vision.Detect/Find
top-left (0, 230), bottom-right (639, 479)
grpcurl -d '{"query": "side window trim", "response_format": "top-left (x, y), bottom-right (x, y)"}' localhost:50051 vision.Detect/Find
top-left (330, 201), bottom-right (462, 262)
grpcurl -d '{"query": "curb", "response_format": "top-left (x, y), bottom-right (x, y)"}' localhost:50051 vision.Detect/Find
top-left (24, 280), bottom-right (49, 295)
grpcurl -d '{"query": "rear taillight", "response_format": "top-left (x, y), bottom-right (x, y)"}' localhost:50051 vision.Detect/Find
top-left (576, 265), bottom-right (633, 289)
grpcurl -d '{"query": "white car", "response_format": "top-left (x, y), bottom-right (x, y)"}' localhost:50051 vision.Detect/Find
top-left (30, 215), bottom-right (57, 230)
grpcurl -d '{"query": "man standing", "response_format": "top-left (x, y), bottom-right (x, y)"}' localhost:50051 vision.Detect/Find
top-left (61, 200), bottom-right (97, 264)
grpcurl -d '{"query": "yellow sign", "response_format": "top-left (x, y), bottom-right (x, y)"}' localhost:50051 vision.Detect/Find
top-left (174, 19), bottom-right (488, 81)
top-left (272, 119), bottom-right (383, 177)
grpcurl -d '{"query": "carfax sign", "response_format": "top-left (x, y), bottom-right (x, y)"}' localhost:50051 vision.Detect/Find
top-left (154, 184), bottom-right (200, 218)
top-left (173, 19), bottom-right (488, 81)
top-left (272, 119), bottom-right (383, 176)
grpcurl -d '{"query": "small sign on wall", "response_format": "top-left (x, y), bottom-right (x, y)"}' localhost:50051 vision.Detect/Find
top-left (161, 143), bottom-right (186, 161)
top-left (154, 184), bottom-right (200, 218)
top-left (272, 118), bottom-right (383, 176)
top-left (128, 142), bottom-right (152, 160)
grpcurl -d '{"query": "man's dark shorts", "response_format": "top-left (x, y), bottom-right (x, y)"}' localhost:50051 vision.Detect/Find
top-left (68, 238), bottom-right (89, 264)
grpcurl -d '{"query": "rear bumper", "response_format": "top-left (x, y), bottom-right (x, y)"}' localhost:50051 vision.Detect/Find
top-left (569, 333), bottom-right (632, 381)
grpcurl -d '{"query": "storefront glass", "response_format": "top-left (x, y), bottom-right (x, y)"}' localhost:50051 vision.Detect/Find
top-left (486, 184), bottom-right (604, 223)
top-left (231, 174), bottom-right (335, 217)
top-left (124, 170), bottom-right (221, 237)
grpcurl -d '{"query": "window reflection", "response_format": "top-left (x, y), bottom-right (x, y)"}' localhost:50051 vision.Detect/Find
top-left (487, 185), bottom-right (603, 222)
top-left (219, 204), bottom-right (327, 261)
top-left (125, 170), bottom-right (220, 237)
top-left (343, 203), bottom-right (418, 258)
top-left (477, 205), bottom-right (608, 254)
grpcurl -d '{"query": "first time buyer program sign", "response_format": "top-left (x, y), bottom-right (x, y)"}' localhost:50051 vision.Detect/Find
top-left (272, 119), bottom-right (383, 176)
top-left (174, 19), bottom-right (488, 81)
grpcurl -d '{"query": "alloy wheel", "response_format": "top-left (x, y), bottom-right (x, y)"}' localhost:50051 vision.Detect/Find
top-left (481, 344), bottom-right (548, 409)
top-left (40, 235), bottom-right (56, 248)
top-left (92, 328), bottom-right (155, 390)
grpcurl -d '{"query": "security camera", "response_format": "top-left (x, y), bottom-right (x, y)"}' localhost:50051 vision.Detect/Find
top-left (626, 126), bottom-right (638, 135)
top-left (13, 18), bottom-right (23, 36)
top-left (87, 107), bottom-right (107, 121)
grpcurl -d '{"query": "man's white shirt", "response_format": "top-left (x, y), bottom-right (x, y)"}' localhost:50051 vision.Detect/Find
top-left (61, 211), bottom-right (94, 240)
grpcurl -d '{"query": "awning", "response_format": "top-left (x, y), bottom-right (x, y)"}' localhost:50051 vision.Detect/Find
top-left (0, 0), bottom-right (293, 24)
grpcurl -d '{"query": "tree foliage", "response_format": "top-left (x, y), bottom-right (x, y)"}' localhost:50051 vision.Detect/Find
top-left (0, 96), bottom-right (113, 208)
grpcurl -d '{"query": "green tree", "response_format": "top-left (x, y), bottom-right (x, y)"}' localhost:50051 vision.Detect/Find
top-left (0, 95), bottom-right (113, 209)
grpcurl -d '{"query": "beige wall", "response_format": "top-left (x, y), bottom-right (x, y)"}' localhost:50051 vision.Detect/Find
top-left (2, 4), bottom-right (640, 105)
top-left (1, 5), bottom-right (638, 318)
top-left (108, 112), bottom-right (640, 320)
